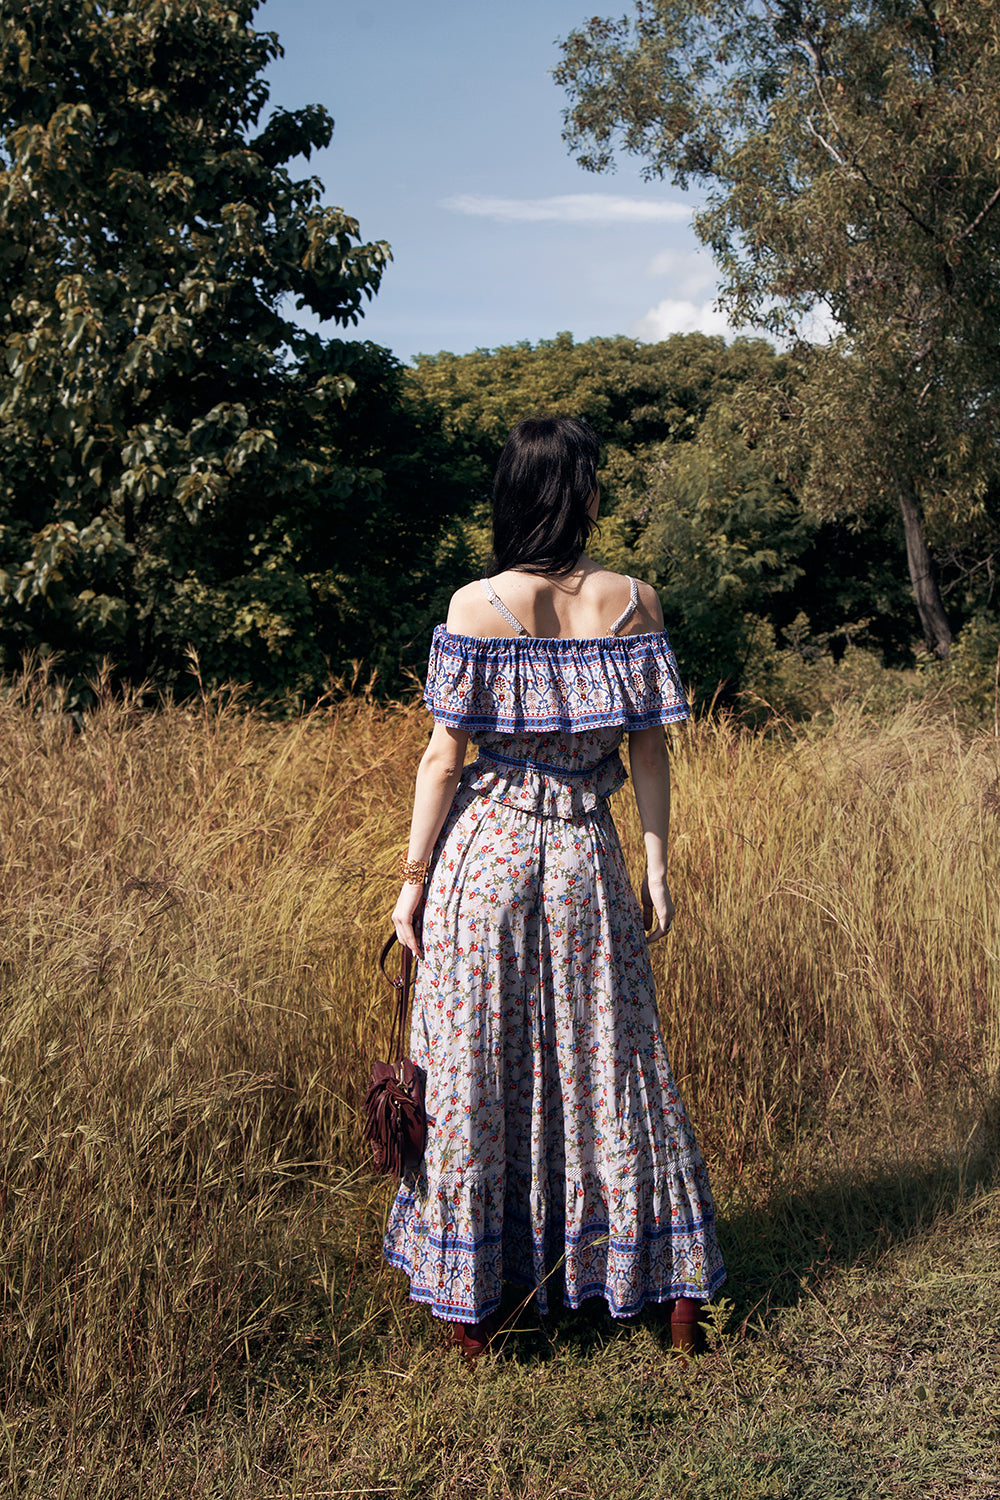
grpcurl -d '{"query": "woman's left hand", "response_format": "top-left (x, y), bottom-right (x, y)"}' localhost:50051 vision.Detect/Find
top-left (641, 871), bottom-right (675, 943)
top-left (392, 882), bottom-right (426, 959)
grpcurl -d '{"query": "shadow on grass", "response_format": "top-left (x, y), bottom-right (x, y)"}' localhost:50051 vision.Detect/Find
top-left (714, 1093), bottom-right (1000, 1332)
top-left (267, 1089), bottom-right (1000, 1378)
top-left (490, 1090), bottom-right (1000, 1363)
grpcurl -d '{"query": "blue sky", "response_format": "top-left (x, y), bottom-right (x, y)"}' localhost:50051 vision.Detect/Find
top-left (257, 0), bottom-right (733, 363)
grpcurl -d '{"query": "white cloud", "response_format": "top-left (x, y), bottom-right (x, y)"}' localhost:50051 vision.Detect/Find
top-left (634, 288), bottom-right (840, 346)
top-left (441, 193), bottom-right (692, 224)
top-left (644, 248), bottom-right (718, 298)
top-left (630, 297), bottom-right (735, 340)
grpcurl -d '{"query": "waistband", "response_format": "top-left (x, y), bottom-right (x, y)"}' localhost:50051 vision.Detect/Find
top-left (476, 746), bottom-right (621, 779)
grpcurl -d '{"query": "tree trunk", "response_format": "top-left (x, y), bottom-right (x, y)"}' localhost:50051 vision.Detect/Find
top-left (897, 483), bottom-right (952, 658)
top-left (121, 492), bottom-right (145, 684)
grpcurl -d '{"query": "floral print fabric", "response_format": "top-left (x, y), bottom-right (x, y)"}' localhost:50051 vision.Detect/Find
top-left (383, 700), bottom-right (726, 1323)
top-left (424, 627), bottom-right (690, 733)
top-left (466, 726), bottom-right (627, 820)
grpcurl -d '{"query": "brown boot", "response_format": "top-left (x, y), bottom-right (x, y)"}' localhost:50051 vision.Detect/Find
top-left (669, 1297), bottom-right (702, 1361)
top-left (450, 1307), bottom-right (505, 1366)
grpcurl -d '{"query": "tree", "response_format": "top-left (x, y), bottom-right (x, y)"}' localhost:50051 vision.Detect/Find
top-left (407, 329), bottom-right (786, 534)
top-left (556, 0), bottom-right (1000, 657)
top-left (409, 332), bottom-right (902, 696)
top-left (632, 404), bottom-right (812, 700)
top-left (0, 0), bottom-right (448, 697)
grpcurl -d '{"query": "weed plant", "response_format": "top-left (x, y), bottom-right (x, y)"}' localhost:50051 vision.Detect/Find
top-left (0, 667), bottom-right (997, 1497)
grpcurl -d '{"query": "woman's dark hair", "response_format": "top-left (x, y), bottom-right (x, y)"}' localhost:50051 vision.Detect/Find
top-left (490, 416), bottom-right (600, 575)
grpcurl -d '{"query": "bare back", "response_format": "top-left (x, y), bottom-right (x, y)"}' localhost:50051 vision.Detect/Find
top-left (446, 561), bottom-right (664, 640)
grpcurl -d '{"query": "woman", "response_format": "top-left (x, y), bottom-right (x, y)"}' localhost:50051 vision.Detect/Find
top-left (384, 417), bottom-right (725, 1360)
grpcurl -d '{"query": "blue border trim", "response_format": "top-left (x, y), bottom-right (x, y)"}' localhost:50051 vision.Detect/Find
top-left (438, 627), bottom-right (670, 652)
top-left (383, 1243), bottom-right (728, 1324)
top-left (424, 625), bottom-right (691, 734)
top-left (477, 746), bottom-right (622, 779)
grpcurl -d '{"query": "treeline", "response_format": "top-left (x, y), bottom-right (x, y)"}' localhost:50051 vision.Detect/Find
top-left (2, 1), bottom-right (999, 712)
top-left (404, 331), bottom-right (997, 708)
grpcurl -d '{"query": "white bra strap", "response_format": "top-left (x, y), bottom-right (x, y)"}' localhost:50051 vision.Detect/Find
top-left (608, 576), bottom-right (639, 636)
top-left (480, 577), bottom-right (528, 636)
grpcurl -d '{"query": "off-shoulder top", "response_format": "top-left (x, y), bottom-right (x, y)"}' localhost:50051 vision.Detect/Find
top-left (423, 581), bottom-right (689, 818)
top-left (424, 626), bottom-right (689, 734)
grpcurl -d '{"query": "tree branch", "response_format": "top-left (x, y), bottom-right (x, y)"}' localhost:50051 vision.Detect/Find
top-left (798, 27), bottom-right (940, 242)
top-left (804, 111), bottom-right (938, 241)
top-left (939, 548), bottom-right (999, 599)
top-left (804, 114), bottom-right (853, 171)
top-left (955, 181), bottom-right (1000, 246)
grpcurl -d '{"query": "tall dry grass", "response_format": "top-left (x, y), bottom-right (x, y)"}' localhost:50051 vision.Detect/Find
top-left (0, 666), bottom-right (997, 1479)
top-left (0, 669), bottom-right (422, 1455)
top-left (647, 705), bottom-right (1000, 1157)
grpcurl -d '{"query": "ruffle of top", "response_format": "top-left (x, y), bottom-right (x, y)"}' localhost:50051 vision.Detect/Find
top-left (464, 731), bottom-right (627, 820)
top-left (424, 626), bottom-right (689, 733)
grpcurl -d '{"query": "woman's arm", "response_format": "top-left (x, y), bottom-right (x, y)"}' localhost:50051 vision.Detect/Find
top-left (627, 724), bottom-right (675, 943)
top-left (391, 721), bottom-right (469, 957)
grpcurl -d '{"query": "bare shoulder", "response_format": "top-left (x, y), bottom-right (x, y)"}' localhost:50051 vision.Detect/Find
top-left (445, 581), bottom-right (485, 634)
top-left (634, 579), bottom-right (665, 632)
top-left (445, 579), bottom-right (518, 637)
top-left (590, 568), bottom-right (663, 634)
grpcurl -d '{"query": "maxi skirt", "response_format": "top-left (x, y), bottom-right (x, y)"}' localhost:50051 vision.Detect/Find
top-left (382, 752), bottom-right (726, 1323)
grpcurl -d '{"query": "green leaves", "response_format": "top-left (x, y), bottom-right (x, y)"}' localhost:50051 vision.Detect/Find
top-left (632, 404), bottom-right (813, 699)
top-left (558, 0), bottom-right (1000, 655)
top-left (0, 0), bottom-right (408, 698)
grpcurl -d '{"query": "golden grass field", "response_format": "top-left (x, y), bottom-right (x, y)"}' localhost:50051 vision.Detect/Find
top-left (1, 667), bottom-right (998, 1498)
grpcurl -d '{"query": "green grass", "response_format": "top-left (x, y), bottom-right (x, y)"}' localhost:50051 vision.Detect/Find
top-left (6, 1165), bottom-right (996, 1498)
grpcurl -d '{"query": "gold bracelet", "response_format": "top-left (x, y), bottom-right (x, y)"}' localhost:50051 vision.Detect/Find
top-left (399, 856), bottom-right (429, 885)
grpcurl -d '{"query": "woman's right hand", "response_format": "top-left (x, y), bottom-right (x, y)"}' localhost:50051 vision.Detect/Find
top-left (641, 871), bottom-right (675, 943)
top-left (392, 882), bottom-right (426, 959)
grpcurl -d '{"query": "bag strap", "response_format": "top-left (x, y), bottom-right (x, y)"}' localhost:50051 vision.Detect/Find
top-left (378, 933), bottom-right (415, 1063)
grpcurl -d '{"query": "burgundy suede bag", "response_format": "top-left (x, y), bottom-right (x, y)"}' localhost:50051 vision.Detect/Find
top-left (363, 935), bottom-right (427, 1177)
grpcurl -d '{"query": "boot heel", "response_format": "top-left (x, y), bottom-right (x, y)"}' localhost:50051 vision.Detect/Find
top-left (669, 1297), bottom-right (702, 1360)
